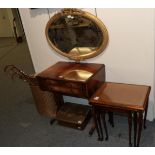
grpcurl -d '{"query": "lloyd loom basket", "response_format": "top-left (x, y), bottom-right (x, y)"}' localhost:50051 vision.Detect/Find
top-left (4, 65), bottom-right (57, 119)
top-left (30, 85), bottom-right (57, 118)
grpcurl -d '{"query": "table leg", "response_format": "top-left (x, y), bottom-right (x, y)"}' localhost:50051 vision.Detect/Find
top-left (102, 112), bottom-right (108, 140)
top-left (53, 92), bottom-right (64, 113)
top-left (89, 123), bottom-right (96, 136)
top-left (50, 119), bottom-right (56, 125)
top-left (128, 112), bottom-right (132, 146)
top-left (89, 108), bottom-right (96, 136)
top-left (92, 107), bottom-right (102, 141)
top-left (134, 112), bottom-right (137, 147)
top-left (137, 111), bottom-right (143, 147)
top-left (97, 112), bottom-right (104, 141)
top-left (143, 99), bottom-right (148, 129)
top-left (108, 112), bottom-right (114, 127)
top-left (50, 92), bottom-right (64, 125)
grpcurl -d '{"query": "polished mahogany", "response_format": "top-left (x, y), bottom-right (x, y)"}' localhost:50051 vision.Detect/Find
top-left (89, 82), bottom-right (151, 146)
top-left (36, 61), bottom-right (105, 129)
top-left (37, 61), bottom-right (105, 98)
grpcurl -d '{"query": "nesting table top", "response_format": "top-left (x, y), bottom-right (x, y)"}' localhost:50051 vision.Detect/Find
top-left (89, 82), bottom-right (151, 111)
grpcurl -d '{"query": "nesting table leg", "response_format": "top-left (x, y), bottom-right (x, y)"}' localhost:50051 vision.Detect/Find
top-left (108, 112), bottom-right (114, 127)
top-left (143, 100), bottom-right (149, 129)
top-left (50, 119), bottom-right (56, 125)
top-left (102, 113), bottom-right (108, 140)
top-left (134, 112), bottom-right (137, 146)
top-left (128, 112), bottom-right (132, 146)
top-left (89, 123), bottom-right (96, 136)
top-left (137, 111), bottom-right (143, 147)
top-left (92, 107), bottom-right (102, 141)
top-left (96, 112), bottom-right (104, 141)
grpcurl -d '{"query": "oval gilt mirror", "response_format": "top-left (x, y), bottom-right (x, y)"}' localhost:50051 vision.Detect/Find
top-left (45, 9), bottom-right (109, 61)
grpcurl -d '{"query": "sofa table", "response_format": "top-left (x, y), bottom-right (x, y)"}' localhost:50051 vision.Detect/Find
top-left (89, 82), bottom-right (151, 146)
top-left (36, 61), bottom-right (105, 129)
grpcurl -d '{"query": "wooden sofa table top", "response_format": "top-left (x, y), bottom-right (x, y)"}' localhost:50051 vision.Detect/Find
top-left (89, 82), bottom-right (151, 111)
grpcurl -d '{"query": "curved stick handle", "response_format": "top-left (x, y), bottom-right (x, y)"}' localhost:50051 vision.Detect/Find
top-left (4, 65), bottom-right (38, 86)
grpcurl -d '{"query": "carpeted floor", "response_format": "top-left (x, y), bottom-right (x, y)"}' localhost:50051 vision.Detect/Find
top-left (0, 37), bottom-right (17, 60)
top-left (0, 38), bottom-right (155, 147)
top-left (0, 37), bottom-right (16, 47)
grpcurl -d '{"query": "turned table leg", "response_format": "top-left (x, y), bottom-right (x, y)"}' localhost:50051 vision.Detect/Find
top-left (108, 112), bottom-right (114, 127)
top-left (128, 112), bottom-right (132, 146)
top-left (92, 107), bottom-right (102, 141)
top-left (50, 119), bottom-right (56, 125)
top-left (143, 99), bottom-right (149, 129)
top-left (134, 112), bottom-right (137, 147)
top-left (97, 112), bottom-right (104, 141)
top-left (89, 111), bottom-right (113, 137)
top-left (89, 123), bottom-right (96, 136)
top-left (102, 112), bottom-right (108, 140)
top-left (137, 111), bottom-right (143, 147)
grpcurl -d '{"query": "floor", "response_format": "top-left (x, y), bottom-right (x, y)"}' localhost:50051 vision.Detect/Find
top-left (0, 37), bottom-right (155, 147)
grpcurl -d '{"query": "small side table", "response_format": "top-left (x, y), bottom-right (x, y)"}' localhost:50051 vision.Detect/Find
top-left (89, 82), bottom-right (151, 146)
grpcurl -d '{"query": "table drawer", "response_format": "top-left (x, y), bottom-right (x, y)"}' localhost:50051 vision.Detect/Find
top-left (45, 79), bottom-right (87, 97)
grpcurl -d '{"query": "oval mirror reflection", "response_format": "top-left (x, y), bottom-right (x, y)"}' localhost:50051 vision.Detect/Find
top-left (46, 9), bottom-right (108, 61)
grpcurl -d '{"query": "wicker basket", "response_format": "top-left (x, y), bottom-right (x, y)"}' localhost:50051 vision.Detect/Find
top-left (4, 65), bottom-right (57, 118)
top-left (30, 85), bottom-right (57, 118)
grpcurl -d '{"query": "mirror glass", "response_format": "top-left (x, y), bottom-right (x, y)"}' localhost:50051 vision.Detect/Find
top-left (46, 9), bottom-right (108, 61)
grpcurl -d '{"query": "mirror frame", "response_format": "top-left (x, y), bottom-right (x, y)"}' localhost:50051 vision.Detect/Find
top-left (45, 9), bottom-right (109, 61)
